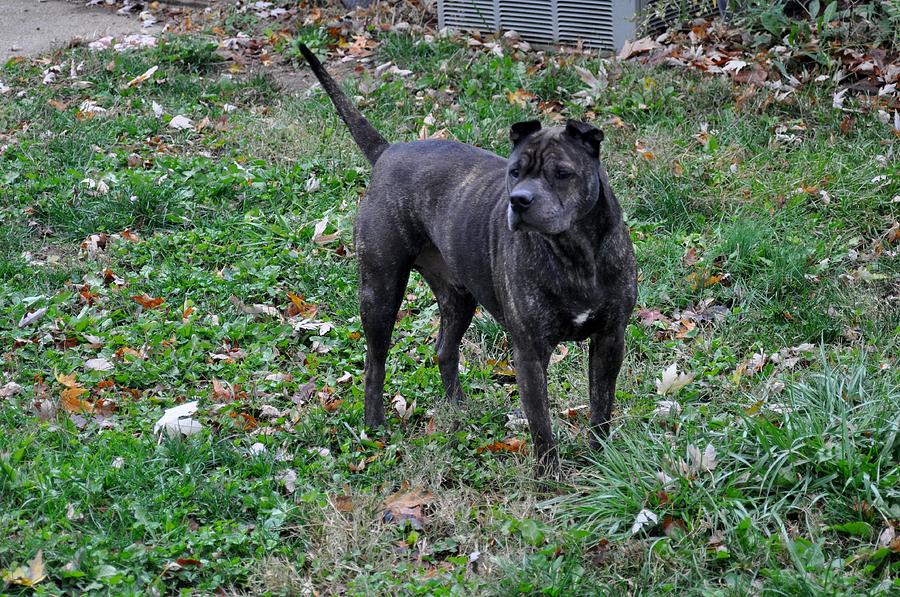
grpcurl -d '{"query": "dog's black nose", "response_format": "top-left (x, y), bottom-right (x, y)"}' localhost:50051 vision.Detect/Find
top-left (510, 189), bottom-right (534, 212)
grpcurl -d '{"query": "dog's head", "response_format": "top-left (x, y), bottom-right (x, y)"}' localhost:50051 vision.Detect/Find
top-left (505, 120), bottom-right (604, 235)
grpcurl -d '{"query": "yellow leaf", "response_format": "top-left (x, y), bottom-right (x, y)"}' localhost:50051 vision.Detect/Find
top-left (56, 372), bottom-right (80, 388)
top-left (61, 387), bottom-right (93, 413)
top-left (3, 550), bottom-right (46, 587)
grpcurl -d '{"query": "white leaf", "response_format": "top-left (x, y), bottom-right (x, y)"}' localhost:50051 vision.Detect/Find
top-left (168, 115), bottom-right (193, 130)
top-left (18, 307), bottom-right (48, 328)
top-left (832, 88), bottom-right (848, 110)
top-left (701, 443), bottom-right (717, 472)
top-left (85, 357), bottom-right (114, 372)
top-left (153, 401), bottom-right (202, 437)
top-left (259, 405), bottom-right (281, 419)
top-left (126, 65), bottom-right (158, 88)
top-left (722, 59), bottom-right (747, 73)
top-left (152, 101), bottom-right (164, 117)
top-left (655, 471), bottom-right (675, 486)
top-left (391, 393), bottom-right (407, 417)
top-left (311, 218), bottom-right (339, 245)
top-left (276, 468), bottom-right (297, 493)
top-left (877, 525), bottom-right (896, 548)
top-left (687, 443), bottom-right (702, 473)
top-left (654, 399), bottom-right (682, 418)
top-left (249, 442), bottom-right (267, 455)
top-left (655, 363), bottom-right (693, 395)
top-left (79, 100), bottom-right (107, 115)
top-left (631, 508), bottom-right (658, 534)
top-left (0, 382), bottom-right (23, 398)
top-left (111, 456), bottom-right (125, 469)
top-left (305, 175), bottom-right (321, 193)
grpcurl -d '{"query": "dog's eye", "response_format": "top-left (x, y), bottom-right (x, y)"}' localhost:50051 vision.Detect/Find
top-left (556, 169), bottom-right (573, 180)
top-left (509, 168), bottom-right (520, 179)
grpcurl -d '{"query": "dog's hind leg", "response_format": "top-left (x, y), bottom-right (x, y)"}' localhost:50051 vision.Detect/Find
top-left (359, 260), bottom-right (410, 428)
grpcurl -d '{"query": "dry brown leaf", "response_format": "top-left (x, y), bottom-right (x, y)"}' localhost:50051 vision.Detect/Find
top-left (56, 372), bottom-right (80, 388)
top-left (61, 387), bottom-right (93, 413)
top-left (132, 294), bottom-right (164, 309)
top-left (286, 292), bottom-right (318, 318)
top-left (334, 494), bottom-right (354, 512)
top-left (507, 89), bottom-right (536, 107)
top-left (383, 484), bottom-right (435, 529)
top-left (477, 437), bottom-right (527, 454)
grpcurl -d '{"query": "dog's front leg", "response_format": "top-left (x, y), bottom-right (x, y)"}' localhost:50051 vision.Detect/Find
top-left (513, 345), bottom-right (557, 475)
top-left (588, 327), bottom-right (626, 449)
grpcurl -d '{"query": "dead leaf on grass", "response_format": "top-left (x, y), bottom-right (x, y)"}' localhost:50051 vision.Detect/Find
top-left (655, 364), bottom-right (693, 396)
top-left (132, 294), bottom-right (164, 309)
top-left (18, 307), bottom-right (47, 328)
top-left (618, 37), bottom-right (661, 61)
top-left (383, 483), bottom-right (436, 529)
top-left (126, 65), bottom-right (158, 88)
top-left (312, 218), bottom-right (340, 245)
top-left (477, 437), bottom-right (527, 454)
top-left (85, 357), bottom-right (114, 372)
top-left (2, 550), bottom-right (46, 587)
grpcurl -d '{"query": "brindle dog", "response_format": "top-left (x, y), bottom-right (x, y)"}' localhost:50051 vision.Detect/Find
top-left (300, 45), bottom-right (636, 474)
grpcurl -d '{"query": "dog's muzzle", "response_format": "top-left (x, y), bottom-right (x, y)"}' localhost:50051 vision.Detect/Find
top-left (508, 190), bottom-right (534, 231)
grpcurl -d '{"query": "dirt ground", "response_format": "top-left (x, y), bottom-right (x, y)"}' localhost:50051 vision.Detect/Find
top-left (0, 0), bottom-right (150, 62)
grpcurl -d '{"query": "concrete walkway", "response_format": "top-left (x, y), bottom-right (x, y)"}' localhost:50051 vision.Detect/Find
top-left (1, 0), bottom-right (147, 62)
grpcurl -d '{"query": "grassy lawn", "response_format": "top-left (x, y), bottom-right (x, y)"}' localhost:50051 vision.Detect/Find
top-left (1, 17), bottom-right (899, 596)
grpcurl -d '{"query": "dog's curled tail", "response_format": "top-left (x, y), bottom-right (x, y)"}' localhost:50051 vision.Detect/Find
top-left (298, 44), bottom-right (389, 166)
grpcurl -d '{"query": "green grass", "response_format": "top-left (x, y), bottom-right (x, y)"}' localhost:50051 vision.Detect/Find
top-left (1, 24), bottom-right (898, 596)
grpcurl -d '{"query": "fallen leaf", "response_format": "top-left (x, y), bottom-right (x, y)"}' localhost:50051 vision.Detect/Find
top-left (286, 292), bottom-right (318, 318)
top-left (630, 508), bottom-right (658, 534)
top-left (277, 468), bottom-right (297, 494)
top-left (507, 89), bottom-right (536, 107)
top-left (334, 494), bottom-right (354, 512)
top-left (618, 36), bottom-right (661, 60)
top-left (383, 484), bottom-right (436, 529)
top-left (654, 399), bottom-right (682, 418)
top-left (56, 372), bottom-right (80, 388)
top-left (18, 307), bottom-right (47, 328)
top-left (477, 437), bottom-right (527, 454)
top-left (132, 294), bottom-right (164, 309)
top-left (126, 65), bottom-right (158, 87)
top-left (168, 114), bottom-right (193, 130)
top-left (2, 550), bottom-right (46, 587)
top-left (560, 405), bottom-right (589, 418)
top-left (0, 382), bottom-right (23, 398)
top-left (549, 344), bottom-right (569, 365)
top-left (655, 364), bottom-right (694, 396)
top-left (153, 401), bottom-right (202, 437)
top-left (687, 443), bottom-right (717, 473)
top-left (312, 218), bottom-right (339, 245)
top-left (61, 387), bottom-right (92, 413)
top-left (85, 357), bottom-right (114, 372)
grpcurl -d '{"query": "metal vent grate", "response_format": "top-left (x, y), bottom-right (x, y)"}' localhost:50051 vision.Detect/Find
top-left (439, 0), bottom-right (498, 31)
top-left (438, 0), bottom-right (644, 51)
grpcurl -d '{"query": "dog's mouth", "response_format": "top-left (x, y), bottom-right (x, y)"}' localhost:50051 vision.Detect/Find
top-left (506, 204), bottom-right (557, 234)
top-left (507, 205), bottom-right (540, 233)
top-left (507, 204), bottom-right (523, 231)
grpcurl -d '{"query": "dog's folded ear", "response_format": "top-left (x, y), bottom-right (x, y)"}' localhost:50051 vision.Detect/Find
top-left (510, 120), bottom-right (542, 146)
top-left (565, 120), bottom-right (604, 157)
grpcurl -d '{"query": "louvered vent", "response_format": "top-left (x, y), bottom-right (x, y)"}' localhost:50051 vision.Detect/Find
top-left (439, 0), bottom-right (498, 31)
top-left (438, 0), bottom-right (646, 51)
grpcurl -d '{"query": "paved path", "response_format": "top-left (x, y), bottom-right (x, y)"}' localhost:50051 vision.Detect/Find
top-left (1, 0), bottom-right (147, 62)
